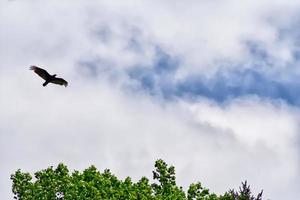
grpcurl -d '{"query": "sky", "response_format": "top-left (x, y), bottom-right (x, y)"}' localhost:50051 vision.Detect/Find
top-left (1, 0), bottom-right (300, 199)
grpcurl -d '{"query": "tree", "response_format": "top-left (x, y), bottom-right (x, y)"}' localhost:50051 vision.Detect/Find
top-left (11, 159), bottom-right (263, 200)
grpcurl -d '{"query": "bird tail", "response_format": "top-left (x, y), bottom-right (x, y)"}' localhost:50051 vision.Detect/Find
top-left (43, 81), bottom-right (49, 87)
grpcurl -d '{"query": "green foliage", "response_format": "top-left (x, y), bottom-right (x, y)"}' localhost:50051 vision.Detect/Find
top-left (187, 182), bottom-right (218, 200)
top-left (151, 159), bottom-right (185, 199)
top-left (11, 160), bottom-right (263, 200)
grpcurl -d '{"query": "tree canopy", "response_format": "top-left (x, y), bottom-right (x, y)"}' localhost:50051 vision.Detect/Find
top-left (11, 159), bottom-right (263, 200)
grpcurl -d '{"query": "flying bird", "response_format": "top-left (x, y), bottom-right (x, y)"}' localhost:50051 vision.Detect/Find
top-left (30, 66), bottom-right (68, 87)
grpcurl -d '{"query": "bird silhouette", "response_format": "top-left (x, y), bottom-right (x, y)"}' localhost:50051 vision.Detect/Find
top-left (30, 66), bottom-right (68, 87)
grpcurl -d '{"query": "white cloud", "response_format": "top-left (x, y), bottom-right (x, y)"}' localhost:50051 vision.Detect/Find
top-left (92, 0), bottom-right (300, 77)
top-left (2, 0), bottom-right (300, 75)
top-left (1, 76), bottom-right (300, 199)
top-left (1, 1), bottom-right (300, 199)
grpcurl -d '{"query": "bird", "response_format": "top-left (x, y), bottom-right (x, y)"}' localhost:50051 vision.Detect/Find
top-left (30, 66), bottom-right (68, 87)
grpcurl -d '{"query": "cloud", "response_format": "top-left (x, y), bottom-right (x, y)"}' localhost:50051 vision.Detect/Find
top-left (1, 76), bottom-right (300, 199)
top-left (1, 0), bottom-right (300, 199)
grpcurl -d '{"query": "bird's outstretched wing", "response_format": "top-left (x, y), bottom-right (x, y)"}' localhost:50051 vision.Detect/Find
top-left (29, 66), bottom-right (50, 80)
top-left (51, 77), bottom-right (68, 87)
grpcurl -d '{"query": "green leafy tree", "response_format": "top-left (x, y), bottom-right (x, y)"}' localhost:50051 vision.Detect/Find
top-left (11, 159), bottom-right (263, 200)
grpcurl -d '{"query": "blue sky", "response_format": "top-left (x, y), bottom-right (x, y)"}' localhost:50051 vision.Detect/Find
top-left (1, 1), bottom-right (300, 199)
top-left (82, 40), bottom-right (300, 106)
top-left (127, 60), bottom-right (300, 105)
